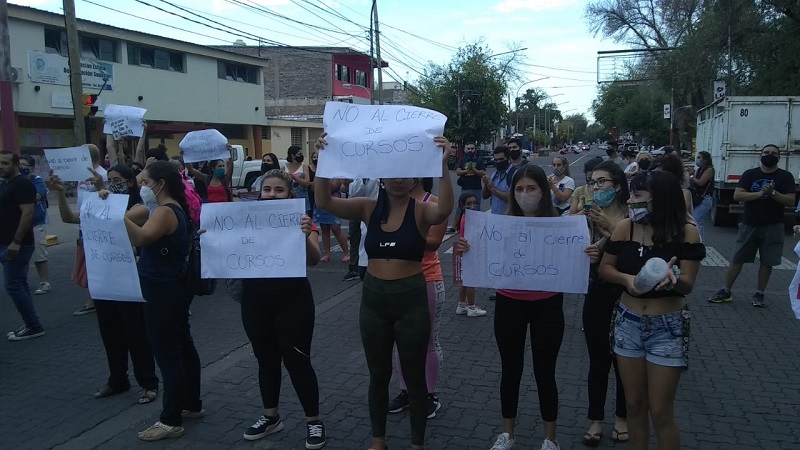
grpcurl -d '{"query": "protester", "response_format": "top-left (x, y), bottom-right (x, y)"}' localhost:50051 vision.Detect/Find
top-left (457, 165), bottom-right (600, 450)
top-left (250, 153), bottom-right (281, 192)
top-left (48, 165), bottom-right (159, 405)
top-left (506, 138), bottom-right (529, 169)
top-left (387, 177), bottom-right (449, 419)
top-left (622, 150), bottom-right (638, 179)
top-left (285, 145), bottom-right (312, 215)
top-left (314, 133), bottom-right (454, 450)
top-left (599, 170), bottom-right (704, 450)
top-left (569, 156), bottom-right (603, 215)
top-left (688, 151), bottom-right (714, 240)
top-left (314, 178), bottom-right (350, 263)
top-left (308, 149), bottom-right (318, 217)
top-left (448, 143), bottom-right (485, 232)
top-left (19, 155), bottom-right (51, 295)
top-left (343, 177), bottom-right (379, 281)
top-left (483, 145), bottom-right (515, 302)
top-left (0, 150), bottom-right (44, 341)
top-left (452, 191), bottom-right (486, 316)
top-left (603, 141), bottom-right (627, 170)
top-left (187, 158), bottom-right (232, 203)
top-left (580, 161), bottom-right (630, 445)
top-left (548, 156), bottom-right (574, 216)
top-left (654, 153), bottom-right (694, 221)
top-left (121, 161), bottom-right (202, 441)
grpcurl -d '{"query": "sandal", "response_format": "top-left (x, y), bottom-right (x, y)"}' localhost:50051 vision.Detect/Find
top-left (94, 384), bottom-right (129, 398)
top-left (611, 427), bottom-right (630, 442)
top-left (583, 421), bottom-right (603, 447)
top-left (138, 388), bottom-right (158, 404)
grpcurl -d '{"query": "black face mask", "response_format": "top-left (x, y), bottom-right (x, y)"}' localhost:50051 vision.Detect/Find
top-left (262, 163), bottom-right (278, 173)
top-left (496, 160), bottom-right (510, 172)
top-left (638, 160), bottom-right (652, 171)
top-left (295, 155), bottom-right (304, 163)
top-left (509, 150), bottom-right (521, 160)
top-left (761, 154), bottom-right (779, 168)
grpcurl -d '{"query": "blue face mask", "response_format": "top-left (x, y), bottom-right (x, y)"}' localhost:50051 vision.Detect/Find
top-left (215, 168), bottom-right (226, 178)
top-left (592, 187), bottom-right (617, 207)
top-left (19, 168), bottom-right (31, 176)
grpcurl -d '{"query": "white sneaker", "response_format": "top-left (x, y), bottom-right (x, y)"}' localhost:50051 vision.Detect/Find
top-left (455, 304), bottom-right (469, 315)
top-left (540, 438), bottom-right (560, 450)
top-left (34, 282), bottom-right (51, 295)
top-left (490, 432), bottom-right (515, 450)
top-left (467, 306), bottom-right (487, 317)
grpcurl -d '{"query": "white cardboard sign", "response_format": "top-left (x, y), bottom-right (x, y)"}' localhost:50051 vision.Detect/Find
top-left (317, 102), bottom-right (447, 179)
top-left (80, 193), bottom-right (144, 302)
top-left (460, 210), bottom-right (591, 294)
top-left (199, 199), bottom-right (307, 279)
top-left (109, 117), bottom-right (134, 140)
top-left (102, 104), bottom-right (146, 137)
top-left (43, 146), bottom-right (93, 182)
top-left (180, 129), bottom-right (230, 164)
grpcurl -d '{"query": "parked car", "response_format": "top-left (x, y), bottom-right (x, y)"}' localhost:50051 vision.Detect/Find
top-left (560, 145), bottom-right (581, 154)
top-left (650, 145), bottom-right (673, 157)
top-left (680, 148), bottom-right (691, 159)
top-left (478, 150), bottom-right (494, 167)
top-left (581, 144), bottom-right (590, 152)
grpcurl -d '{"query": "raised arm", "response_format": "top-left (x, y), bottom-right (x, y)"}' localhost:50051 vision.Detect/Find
top-left (313, 132), bottom-right (373, 222)
top-left (133, 120), bottom-right (147, 165)
top-left (45, 174), bottom-right (80, 224)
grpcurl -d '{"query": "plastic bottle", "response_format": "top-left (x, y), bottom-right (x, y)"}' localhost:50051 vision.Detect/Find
top-left (634, 258), bottom-right (670, 293)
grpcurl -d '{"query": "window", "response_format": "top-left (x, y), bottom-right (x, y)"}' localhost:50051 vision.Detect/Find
top-left (354, 69), bottom-right (367, 87)
top-left (128, 44), bottom-right (184, 72)
top-left (217, 61), bottom-right (259, 84)
top-left (335, 64), bottom-right (349, 82)
top-left (81, 35), bottom-right (117, 62)
top-left (44, 28), bottom-right (67, 56)
top-left (216, 124), bottom-right (245, 139)
top-left (260, 126), bottom-right (271, 140)
top-left (290, 128), bottom-right (302, 147)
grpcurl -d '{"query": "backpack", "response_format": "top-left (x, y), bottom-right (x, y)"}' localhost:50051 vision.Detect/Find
top-left (163, 204), bottom-right (217, 297)
top-left (182, 180), bottom-right (202, 225)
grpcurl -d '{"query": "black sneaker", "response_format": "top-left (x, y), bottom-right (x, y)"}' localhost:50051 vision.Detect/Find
top-left (7, 325), bottom-right (45, 341)
top-left (305, 420), bottom-right (327, 449)
top-left (752, 292), bottom-right (766, 308)
top-left (342, 270), bottom-right (359, 282)
top-left (243, 415), bottom-right (284, 441)
top-left (388, 390), bottom-right (409, 413)
top-left (708, 289), bottom-right (732, 304)
top-left (427, 395), bottom-right (441, 419)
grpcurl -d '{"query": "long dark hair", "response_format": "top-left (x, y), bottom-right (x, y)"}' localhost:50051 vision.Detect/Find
top-left (655, 153), bottom-right (686, 187)
top-left (593, 160), bottom-right (630, 207)
top-left (108, 163), bottom-right (142, 210)
top-left (454, 191), bottom-right (479, 231)
top-left (145, 161), bottom-right (192, 228)
top-left (507, 165), bottom-right (557, 217)
top-left (630, 171), bottom-right (686, 246)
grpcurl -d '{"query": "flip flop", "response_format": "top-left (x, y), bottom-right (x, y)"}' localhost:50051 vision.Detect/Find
top-left (94, 384), bottom-right (130, 398)
top-left (138, 388), bottom-right (158, 404)
top-left (612, 427), bottom-right (630, 442)
top-left (582, 430), bottom-right (603, 446)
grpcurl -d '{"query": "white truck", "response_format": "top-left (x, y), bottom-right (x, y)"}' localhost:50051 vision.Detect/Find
top-left (695, 96), bottom-right (800, 226)
top-left (229, 145), bottom-right (287, 190)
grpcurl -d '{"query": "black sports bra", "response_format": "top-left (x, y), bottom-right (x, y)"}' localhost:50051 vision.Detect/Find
top-left (364, 197), bottom-right (426, 262)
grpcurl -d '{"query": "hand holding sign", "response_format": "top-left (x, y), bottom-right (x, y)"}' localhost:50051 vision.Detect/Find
top-left (44, 146), bottom-right (93, 182)
top-left (180, 129), bottom-right (229, 164)
top-left (102, 104), bottom-right (146, 137)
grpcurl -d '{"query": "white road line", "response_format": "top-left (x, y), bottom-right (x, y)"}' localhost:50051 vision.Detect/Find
top-left (702, 247), bottom-right (730, 267)
top-left (569, 152), bottom-right (593, 167)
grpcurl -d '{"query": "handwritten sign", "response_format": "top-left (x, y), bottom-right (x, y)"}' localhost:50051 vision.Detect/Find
top-left (102, 104), bottom-right (146, 137)
top-left (318, 102), bottom-right (447, 179)
top-left (180, 129), bottom-right (229, 164)
top-left (199, 199), bottom-right (306, 279)
top-left (43, 146), bottom-right (92, 182)
top-left (461, 210), bottom-right (591, 294)
top-left (109, 117), bottom-right (133, 140)
top-left (80, 193), bottom-right (143, 302)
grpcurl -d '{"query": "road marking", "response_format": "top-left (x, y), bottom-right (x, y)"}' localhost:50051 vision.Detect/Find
top-left (702, 247), bottom-right (730, 267)
top-left (569, 152), bottom-right (592, 167)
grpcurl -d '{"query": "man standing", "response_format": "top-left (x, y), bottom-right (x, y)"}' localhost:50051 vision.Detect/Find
top-left (19, 156), bottom-right (51, 295)
top-left (445, 143), bottom-right (485, 233)
top-left (506, 138), bottom-right (529, 169)
top-left (602, 141), bottom-right (627, 170)
top-left (0, 151), bottom-right (44, 340)
top-left (709, 144), bottom-right (796, 307)
top-left (482, 145), bottom-right (514, 215)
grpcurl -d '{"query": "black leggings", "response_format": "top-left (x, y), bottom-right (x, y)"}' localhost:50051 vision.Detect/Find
top-left (95, 299), bottom-right (158, 392)
top-left (583, 280), bottom-right (627, 420)
top-left (494, 292), bottom-right (564, 422)
top-left (361, 273), bottom-right (430, 446)
top-left (241, 277), bottom-right (319, 417)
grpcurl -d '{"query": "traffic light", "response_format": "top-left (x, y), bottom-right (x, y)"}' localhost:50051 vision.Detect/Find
top-left (82, 93), bottom-right (98, 117)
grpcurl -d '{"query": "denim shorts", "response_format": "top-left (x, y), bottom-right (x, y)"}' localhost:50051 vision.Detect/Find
top-left (612, 303), bottom-right (688, 368)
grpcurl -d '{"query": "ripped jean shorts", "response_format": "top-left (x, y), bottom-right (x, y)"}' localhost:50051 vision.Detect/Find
top-left (612, 302), bottom-right (689, 368)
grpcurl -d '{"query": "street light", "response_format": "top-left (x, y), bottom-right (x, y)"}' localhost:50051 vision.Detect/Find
top-left (514, 77), bottom-right (550, 132)
top-left (342, 83), bottom-right (373, 104)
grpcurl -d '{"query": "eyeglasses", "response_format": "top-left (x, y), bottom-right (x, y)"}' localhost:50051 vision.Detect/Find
top-left (587, 178), bottom-right (612, 188)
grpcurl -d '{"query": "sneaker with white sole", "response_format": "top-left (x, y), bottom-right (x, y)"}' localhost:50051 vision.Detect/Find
top-left (243, 415), bottom-right (284, 441)
top-left (490, 432), bottom-right (515, 450)
top-left (34, 282), bottom-right (51, 295)
top-left (388, 389), bottom-right (409, 413)
top-left (305, 420), bottom-right (326, 449)
top-left (467, 307), bottom-right (487, 317)
top-left (7, 325), bottom-right (45, 341)
top-left (455, 304), bottom-right (469, 315)
top-left (137, 421), bottom-right (184, 441)
top-left (540, 438), bottom-right (560, 450)
top-left (752, 292), bottom-right (766, 308)
top-left (427, 395), bottom-right (441, 419)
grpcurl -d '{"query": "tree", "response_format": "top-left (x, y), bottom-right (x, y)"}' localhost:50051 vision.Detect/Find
top-left (408, 42), bottom-right (520, 144)
top-left (585, 0), bottom-right (703, 49)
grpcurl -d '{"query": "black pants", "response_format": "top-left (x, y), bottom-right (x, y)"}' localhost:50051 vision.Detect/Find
top-left (583, 280), bottom-right (627, 420)
top-left (348, 219), bottom-right (361, 271)
top-left (141, 276), bottom-right (202, 427)
top-left (494, 292), bottom-right (564, 422)
top-left (95, 299), bottom-right (158, 391)
top-left (361, 273), bottom-right (430, 446)
top-left (241, 277), bottom-right (320, 417)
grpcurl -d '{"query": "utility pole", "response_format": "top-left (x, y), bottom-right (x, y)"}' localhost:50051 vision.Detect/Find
top-left (368, 15), bottom-right (374, 105)
top-left (0, 0), bottom-right (17, 153)
top-left (64, 0), bottom-right (86, 145)
top-left (372, 0), bottom-right (383, 105)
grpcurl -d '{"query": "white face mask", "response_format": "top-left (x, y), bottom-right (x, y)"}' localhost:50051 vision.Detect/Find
top-left (515, 192), bottom-right (542, 215)
top-left (140, 185), bottom-right (159, 205)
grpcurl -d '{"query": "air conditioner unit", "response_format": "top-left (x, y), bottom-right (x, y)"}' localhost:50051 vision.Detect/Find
top-left (10, 67), bottom-right (22, 83)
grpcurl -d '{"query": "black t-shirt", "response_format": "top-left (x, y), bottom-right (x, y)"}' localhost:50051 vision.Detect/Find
top-left (737, 167), bottom-right (796, 226)
top-left (0, 175), bottom-right (36, 245)
top-left (456, 156), bottom-right (485, 190)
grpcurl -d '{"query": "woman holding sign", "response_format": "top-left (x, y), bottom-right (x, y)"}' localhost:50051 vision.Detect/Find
top-left (598, 171), bottom-right (704, 450)
top-left (314, 133), bottom-right (454, 450)
top-left (455, 165), bottom-right (600, 450)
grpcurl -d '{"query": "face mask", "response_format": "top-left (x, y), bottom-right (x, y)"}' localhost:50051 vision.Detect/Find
top-left (108, 182), bottom-right (129, 195)
top-left (509, 150), bottom-right (521, 160)
top-left (628, 201), bottom-right (650, 224)
top-left (214, 168), bottom-right (226, 178)
top-left (761, 154), bottom-right (778, 168)
top-left (553, 169), bottom-right (564, 178)
top-left (495, 160), bottom-right (510, 172)
top-left (295, 155), bottom-right (304, 163)
top-left (592, 187), bottom-right (617, 208)
top-left (19, 168), bottom-right (30, 176)
top-left (638, 160), bottom-right (651, 171)
top-left (465, 150), bottom-right (476, 157)
top-left (465, 204), bottom-right (479, 211)
top-left (261, 163), bottom-right (278, 173)
top-left (140, 185), bottom-right (160, 205)
top-left (515, 192), bottom-right (542, 215)
top-left (695, 158), bottom-right (702, 168)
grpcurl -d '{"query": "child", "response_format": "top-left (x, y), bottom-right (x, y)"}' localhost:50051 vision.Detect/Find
top-left (453, 192), bottom-right (486, 317)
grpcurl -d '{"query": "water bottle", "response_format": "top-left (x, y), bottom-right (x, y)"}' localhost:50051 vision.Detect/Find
top-left (634, 258), bottom-right (670, 293)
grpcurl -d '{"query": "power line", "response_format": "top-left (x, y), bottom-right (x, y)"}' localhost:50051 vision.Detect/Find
top-left (226, 0), bottom-right (361, 38)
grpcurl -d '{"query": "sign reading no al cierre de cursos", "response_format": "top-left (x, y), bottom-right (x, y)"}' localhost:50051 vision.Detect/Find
top-left (27, 50), bottom-right (114, 91)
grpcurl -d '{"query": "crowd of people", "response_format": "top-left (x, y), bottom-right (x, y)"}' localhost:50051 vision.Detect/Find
top-left (2, 125), bottom-right (796, 450)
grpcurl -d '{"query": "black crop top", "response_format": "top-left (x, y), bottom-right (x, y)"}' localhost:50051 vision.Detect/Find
top-left (605, 223), bottom-right (706, 298)
top-left (365, 197), bottom-right (426, 262)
